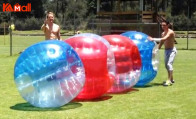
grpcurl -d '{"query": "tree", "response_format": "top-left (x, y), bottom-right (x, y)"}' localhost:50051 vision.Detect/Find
top-left (87, 0), bottom-right (97, 15)
top-left (171, 0), bottom-right (196, 18)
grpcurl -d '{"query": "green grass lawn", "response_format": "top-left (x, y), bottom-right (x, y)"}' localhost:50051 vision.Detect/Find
top-left (0, 33), bottom-right (70, 55)
top-left (0, 33), bottom-right (196, 119)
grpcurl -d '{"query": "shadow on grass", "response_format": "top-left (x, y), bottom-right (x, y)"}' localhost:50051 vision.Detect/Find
top-left (73, 95), bottom-right (113, 102)
top-left (134, 82), bottom-right (163, 88)
top-left (108, 88), bottom-right (139, 95)
top-left (10, 102), bottom-right (82, 111)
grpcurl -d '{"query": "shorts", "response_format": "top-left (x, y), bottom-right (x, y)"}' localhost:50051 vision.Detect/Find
top-left (164, 47), bottom-right (177, 71)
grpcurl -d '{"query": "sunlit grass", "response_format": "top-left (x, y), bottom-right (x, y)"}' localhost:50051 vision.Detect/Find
top-left (0, 31), bottom-right (196, 119)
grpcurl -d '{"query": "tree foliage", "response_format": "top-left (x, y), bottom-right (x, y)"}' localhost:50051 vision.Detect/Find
top-left (1, 0), bottom-right (196, 30)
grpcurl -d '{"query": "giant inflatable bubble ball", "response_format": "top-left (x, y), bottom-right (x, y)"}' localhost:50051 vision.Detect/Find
top-left (121, 31), bottom-right (159, 86)
top-left (14, 40), bottom-right (85, 108)
top-left (74, 33), bottom-right (116, 76)
top-left (64, 35), bottom-right (115, 100)
top-left (103, 35), bottom-right (142, 93)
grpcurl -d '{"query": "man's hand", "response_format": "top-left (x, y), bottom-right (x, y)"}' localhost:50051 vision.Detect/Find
top-left (44, 19), bottom-right (48, 25)
top-left (148, 36), bottom-right (154, 41)
top-left (148, 36), bottom-right (162, 42)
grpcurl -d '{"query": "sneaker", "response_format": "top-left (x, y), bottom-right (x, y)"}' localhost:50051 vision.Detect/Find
top-left (163, 80), bottom-right (172, 86)
top-left (163, 80), bottom-right (175, 84)
top-left (171, 80), bottom-right (175, 84)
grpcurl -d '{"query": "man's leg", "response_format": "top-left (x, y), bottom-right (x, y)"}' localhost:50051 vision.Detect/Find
top-left (163, 48), bottom-right (177, 86)
top-left (168, 70), bottom-right (174, 83)
top-left (167, 48), bottom-right (177, 83)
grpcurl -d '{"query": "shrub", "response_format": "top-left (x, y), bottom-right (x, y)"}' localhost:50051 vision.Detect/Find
top-left (14, 17), bottom-right (62, 31)
top-left (15, 17), bottom-right (44, 30)
top-left (168, 14), bottom-right (196, 31)
top-left (0, 22), bottom-right (9, 35)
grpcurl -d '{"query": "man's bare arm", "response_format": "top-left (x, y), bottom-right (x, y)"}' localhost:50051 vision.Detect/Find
top-left (161, 30), bottom-right (174, 41)
top-left (158, 40), bottom-right (164, 49)
top-left (151, 30), bottom-right (174, 42)
top-left (57, 27), bottom-right (61, 40)
top-left (41, 24), bottom-right (46, 32)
